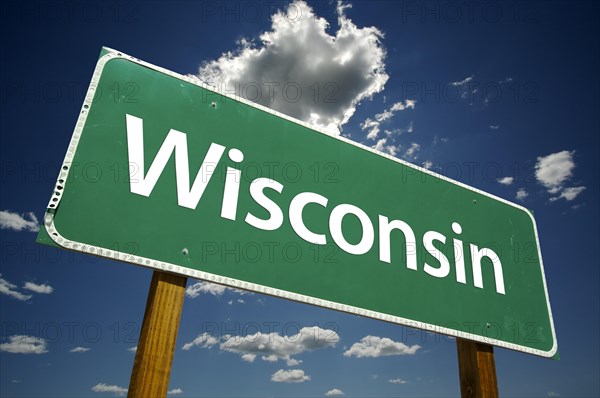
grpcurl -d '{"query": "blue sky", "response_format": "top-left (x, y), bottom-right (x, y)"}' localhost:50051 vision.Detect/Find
top-left (0, 1), bottom-right (598, 397)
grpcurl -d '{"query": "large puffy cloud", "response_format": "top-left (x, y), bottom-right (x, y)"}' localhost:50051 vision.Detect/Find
top-left (198, 1), bottom-right (388, 134)
top-left (0, 210), bottom-right (39, 232)
top-left (343, 335), bottom-right (420, 358)
top-left (0, 335), bottom-right (48, 354)
top-left (182, 326), bottom-right (339, 365)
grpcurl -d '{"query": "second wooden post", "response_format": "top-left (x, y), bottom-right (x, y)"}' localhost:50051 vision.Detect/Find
top-left (456, 338), bottom-right (499, 398)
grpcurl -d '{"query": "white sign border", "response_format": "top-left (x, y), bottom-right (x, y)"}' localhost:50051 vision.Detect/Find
top-left (42, 47), bottom-right (557, 358)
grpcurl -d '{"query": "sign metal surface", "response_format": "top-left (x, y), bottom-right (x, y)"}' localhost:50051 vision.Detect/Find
top-left (38, 48), bottom-right (557, 357)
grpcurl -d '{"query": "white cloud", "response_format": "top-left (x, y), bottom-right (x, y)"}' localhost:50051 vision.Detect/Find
top-left (497, 176), bottom-right (514, 185)
top-left (0, 210), bottom-right (39, 232)
top-left (550, 186), bottom-right (586, 202)
top-left (70, 347), bottom-right (90, 353)
top-left (547, 392), bottom-right (560, 397)
top-left (404, 142), bottom-right (420, 159)
top-left (516, 188), bottom-right (528, 201)
top-left (325, 388), bottom-right (345, 396)
top-left (185, 281), bottom-right (227, 298)
top-left (371, 138), bottom-right (398, 156)
top-left (220, 326), bottom-right (338, 364)
top-left (389, 378), bottom-right (408, 384)
top-left (343, 335), bottom-right (420, 358)
top-left (271, 369), bottom-right (310, 383)
top-left (535, 150), bottom-right (575, 193)
top-left (0, 275), bottom-right (32, 301)
top-left (362, 100), bottom-right (415, 140)
top-left (91, 383), bottom-right (127, 396)
top-left (168, 388), bottom-right (183, 395)
top-left (198, 0), bottom-right (388, 135)
top-left (286, 357), bottom-right (303, 366)
top-left (422, 160), bottom-right (433, 170)
top-left (181, 332), bottom-right (219, 351)
top-left (0, 335), bottom-right (48, 354)
top-left (128, 346), bottom-right (137, 353)
top-left (241, 353), bottom-right (256, 362)
top-left (185, 281), bottom-right (251, 298)
top-left (376, 100), bottom-right (415, 122)
top-left (450, 74), bottom-right (474, 86)
top-left (361, 118), bottom-right (380, 140)
top-left (183, 326), bottom-right (338, 365)
top-left (489, 125), bottom-right (500, 130)
top-left (23, 282), bottom-right (54, 294)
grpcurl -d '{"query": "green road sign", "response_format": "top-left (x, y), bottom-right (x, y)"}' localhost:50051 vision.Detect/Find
top-left (38, 47), bottom-right (557, 357)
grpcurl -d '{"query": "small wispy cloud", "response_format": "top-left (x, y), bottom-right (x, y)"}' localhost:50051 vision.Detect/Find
top-left (325, 388), bottom-right (345, 396)
top-left (516, 188), bottom-right (528, 201)
top-left (371, 138), bottom-right (398, 157)
top-left (70, 347), bottom-right (91, 353)
top-left (497, 176), bottom-right (514, 185)
top-left (489, 125), bottom-right (500, 130)
top-left (168, 388), bottom-right (183, 395)
top-left (0, 275), bottom-right (32, 301)
top-left (91, 383), bottom-right (127, 396)
top-left (362, 99), bottom-right (415, 140)
top-left (389, 378), bottom-right (408, 384)
top-left (404, 143), bottom-right (421, 160)
top-left (450, 74), bottom-right (474, 86)
top-left (0, 210), bottom-right (40, 232)
top-left (549, 186), bottom-right (586, 202)
top-left (181, 333), bottom-right (219, 351)
top-left (185, 281), bottom-right (251, 299)
top-left (23, 282), bottom-right (54, 294)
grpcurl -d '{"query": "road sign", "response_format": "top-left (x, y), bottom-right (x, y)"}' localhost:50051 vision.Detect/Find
top-left (38, 47), bottom-right (557, 357)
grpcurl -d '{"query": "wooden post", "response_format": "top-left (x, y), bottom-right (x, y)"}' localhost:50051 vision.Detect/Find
top-left (128, 271), bottom-right (187, 398)
top-left (456, 338), bottom-right (499, 398)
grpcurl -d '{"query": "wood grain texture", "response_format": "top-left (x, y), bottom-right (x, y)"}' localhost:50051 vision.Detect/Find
top-left (457, 338), bottom-right (499, 398)
top-left (128, 271), bottom-right (187, 398)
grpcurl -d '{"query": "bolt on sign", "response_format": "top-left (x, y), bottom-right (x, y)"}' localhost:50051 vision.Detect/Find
top-left (38, 47), bottom-right (557, 358)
